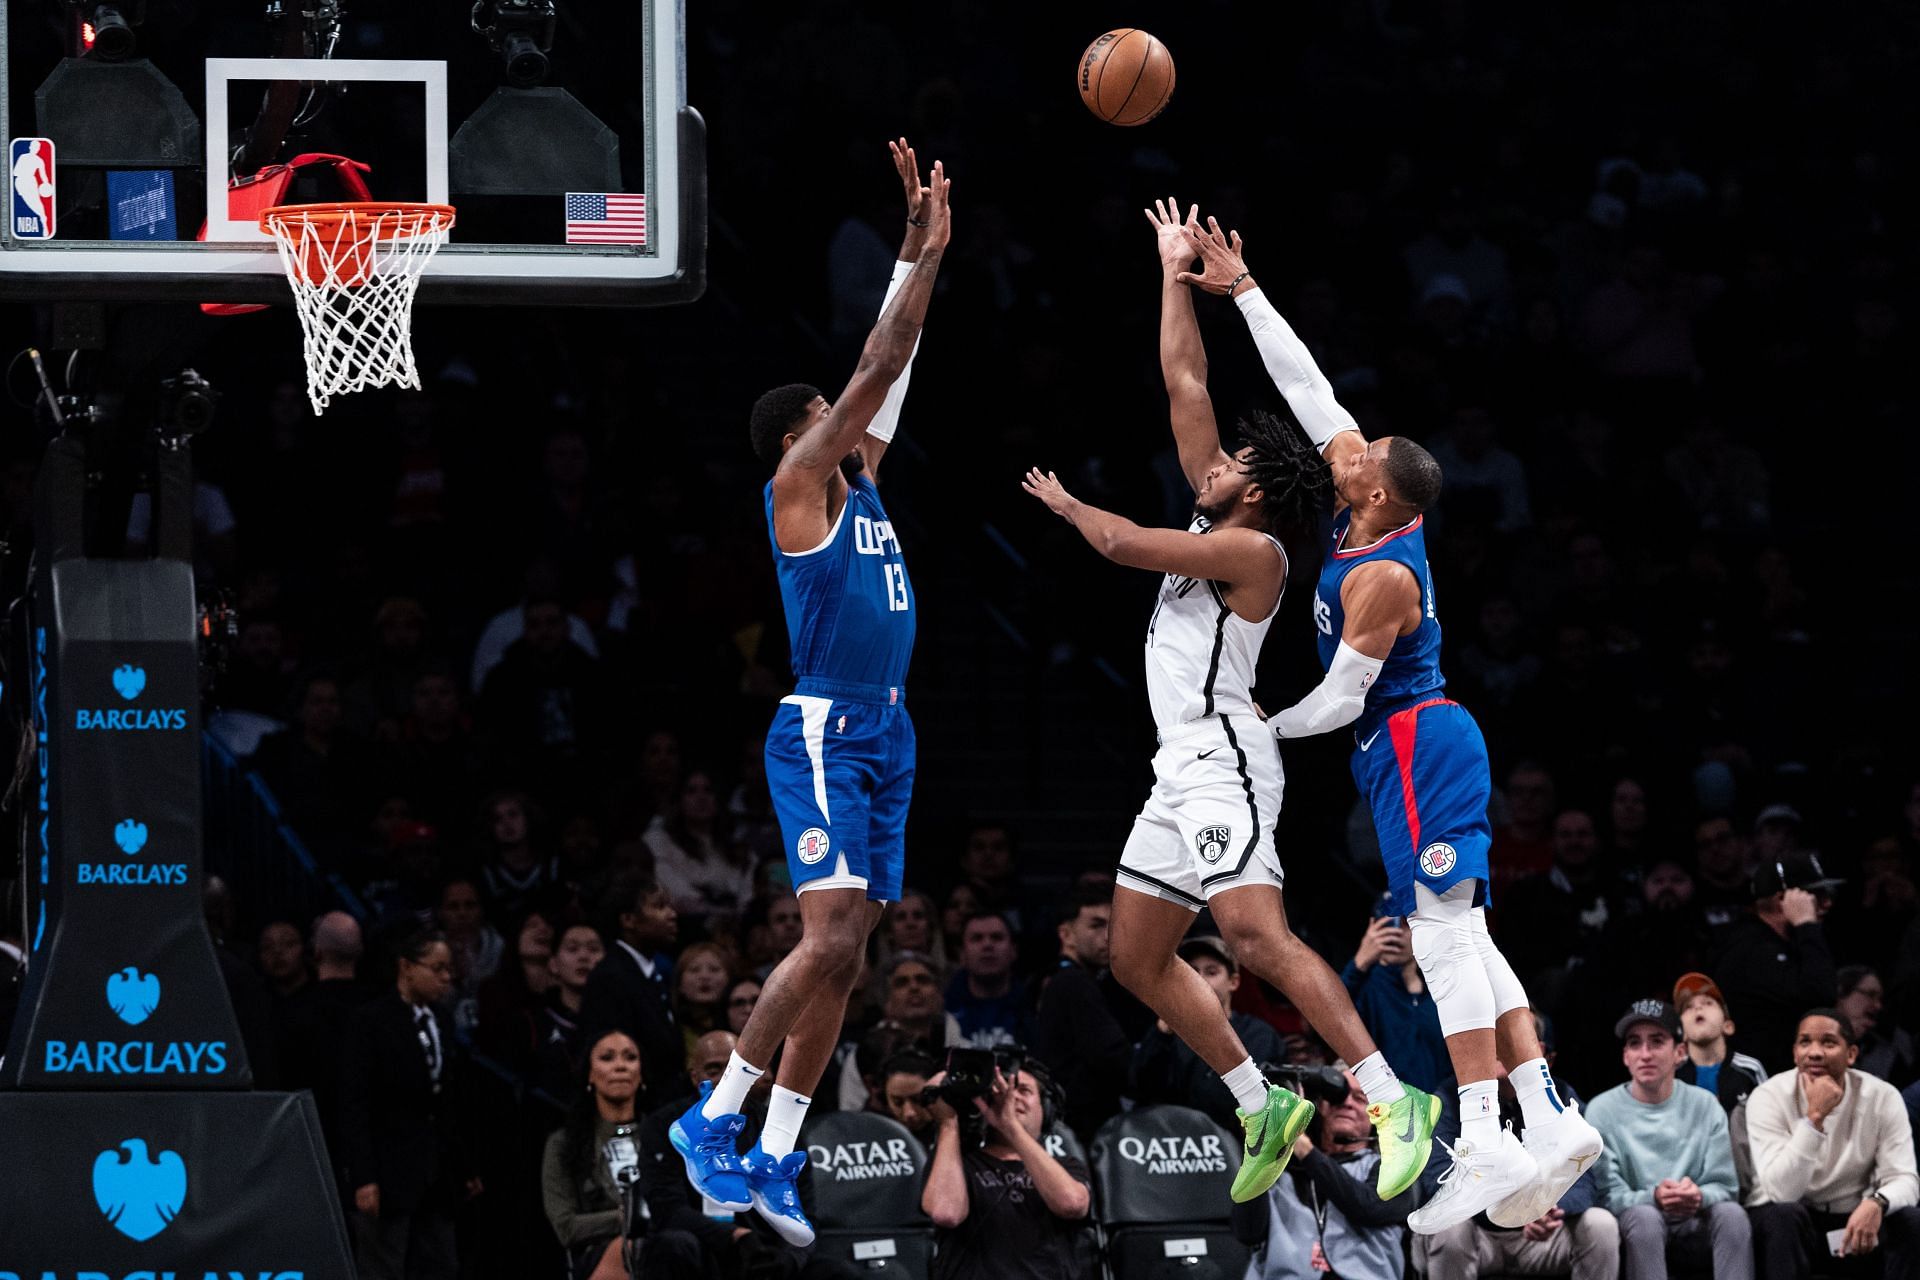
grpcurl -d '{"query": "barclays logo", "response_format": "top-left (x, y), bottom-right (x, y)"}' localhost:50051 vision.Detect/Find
top-left (115, 819), bottom-right (149, 854)
top-left (92, 1139), bottom-right (186, 1241)
top-left (112, 664), bottom-right (147, 700)
top-left (107, 967), bottom-right (161, 1026)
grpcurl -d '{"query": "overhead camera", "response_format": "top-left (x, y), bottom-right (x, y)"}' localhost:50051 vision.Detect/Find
top-left (470, 0), bottom-right (555, 89)
top-left (68, 0), bottom-right (146, 62)
top-left (158, 369), bottom-right (219, 443)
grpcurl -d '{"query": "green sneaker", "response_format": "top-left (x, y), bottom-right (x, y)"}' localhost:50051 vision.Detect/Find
top-left (1229, 1084), bottom-right (1316, 1203)
top-left (1367, 1085), bottom-right (1441, 1199)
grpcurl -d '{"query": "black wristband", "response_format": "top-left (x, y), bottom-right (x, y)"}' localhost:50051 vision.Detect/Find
top-left (1228, 270), bottom-right (1251, 295)
top-left (907, 215), bottom-right (929, 228)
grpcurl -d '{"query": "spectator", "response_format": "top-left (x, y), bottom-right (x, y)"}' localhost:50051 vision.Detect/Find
top-left (1503, 808), bottom-right (1624, 1007)
top-left (259, 919), bottom-right (310, 999)
top-left (476, 791), bottom-right (562, 928)
top-left (387, 666), bottom-right (483, 834)
top-left (475, 909), bottom-right (556, 1060)
top-left (1490, 762), bottom-right (1557, 895)
top-left (476, 595), bottom-right (613, 792)
top-left (671, 941), bottom-right (735, 1054)
top-left (877, 889), bottom-right (949, 971)
top-left (1746, 1010), bottom-right (1920, 1279)
top-left (252, 671), bottom-right (372, 856)
top-left (724, 977), bottom-right (761, 1035)
top-left (645, 770), bottom-right (754, 935)
top-left (276, 911), bottom-right (374, 1180)
top-left (941, 882), bottom-right (982, 958)
top-left (955, 822), bottom-right (1032, 935)
top-left (435, 877), bottom-right (504, 1036)
top-left (921, 1060), bottom-right (1092, 1280)
top-left (1418, 1011), bottom-right (1619, 1280)
top-left (541, 1029), bottom-right (702, 1280)
top-left (1234, 1067), bottom-right (1414, 1280)
top-left (340, 929), bottom-right (480, 1280)
top-left (1691, 816), bottom-right (1754, 934)
top-left (1343, 899), bottom-right (1454, 1096)
top-left (1132, 936), bottom-right (1285, 1132)
top-left (1031, 886), bottom-right (1132, 1138)
top-left (1838, 966), bottom-right (1917, 1086)
top-left (578, 873), bottom-right (689, 1113)
top-left (749, 891), bottom-right (804, 981)
top-left (870, 1047), bottom-right (940, 1147)
top-left (878, 951), bottom-right (964, 1049)
top-left (1671, 972), bottom-right (1768, 1113)
top-left (1584, 999), bottom-right (1751, 1280)
top-left (947, 911), bottom-right (1030, 1048)
top-left (1834, 839), bottom-right (1916, 975)
top-left (1605, 777), bottom-right (1655, 867)
top-left (1715, 853), bottom-right (1841, 1074)
top-left (1430, 404), bottom-right (1533, 534)
top-left (530, 918), bottom-right (606, 1101)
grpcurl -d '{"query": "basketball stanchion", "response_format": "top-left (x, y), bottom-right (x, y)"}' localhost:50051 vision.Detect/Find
top-left (259, 201), bottom-right (457, 414)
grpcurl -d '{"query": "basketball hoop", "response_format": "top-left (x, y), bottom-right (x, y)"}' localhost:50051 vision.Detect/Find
top-left (259, 202), bottom-right (456, 414)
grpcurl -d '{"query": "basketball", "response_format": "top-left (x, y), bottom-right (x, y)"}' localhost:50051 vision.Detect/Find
top-left (1078, 29), bottom-right (1175, 126)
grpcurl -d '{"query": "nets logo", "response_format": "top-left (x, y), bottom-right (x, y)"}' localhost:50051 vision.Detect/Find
top-left (805, 1138), bottom-right (916, 1182)
top-left (107, 967), bottom-right (161, 1026)
top-left (1195, 826), bottom-right (1231, 865)
top-left (1116, 1133), bottom-right (1228, 1175)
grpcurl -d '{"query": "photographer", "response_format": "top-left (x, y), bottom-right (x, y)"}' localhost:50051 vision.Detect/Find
top-left (920, 1055), bottom-right (1094, 1280)
top-left (1233, 1067), bottom-right (1413, 1280)
top-left (1344, 898), bottom-right (1453, 1095)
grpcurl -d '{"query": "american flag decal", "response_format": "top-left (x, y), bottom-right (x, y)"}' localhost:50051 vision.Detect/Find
top-left (565, 192), bottom-right (647, 245)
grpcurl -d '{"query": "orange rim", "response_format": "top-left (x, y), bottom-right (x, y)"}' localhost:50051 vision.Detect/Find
top-left (259, 202), bottom-right (457, 240)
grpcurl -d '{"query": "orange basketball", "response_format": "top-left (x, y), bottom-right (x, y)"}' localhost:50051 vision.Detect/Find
top-left (1077, 29), bottom-right (1175, 126)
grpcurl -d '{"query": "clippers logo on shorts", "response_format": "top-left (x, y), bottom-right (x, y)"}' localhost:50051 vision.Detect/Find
top-left (1116, 1133), bottom-right (1228, 1175)
top-left (805, 1138), bottom-right (915, 1181)
top-left (797, 827), bottom-right (829, 865)
top-left (1195, 826), bottom-right (1231, 865)
top-left (11, 136), bottom-right (56, 239)
top-left (1419, 842), bottom-right (1457, 876)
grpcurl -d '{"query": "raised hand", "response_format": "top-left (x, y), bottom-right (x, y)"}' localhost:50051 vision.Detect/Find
top-left (1021, 467), bottom-right (1078, 519)
top-left (1145, 196), bottom-right (1200, 271)
top-left (920, 159), bottom-right (953, 254)
top-left (891, 138), bottom-right (932, 257)
top-left (1180, 216), bottom-right (1252, 296)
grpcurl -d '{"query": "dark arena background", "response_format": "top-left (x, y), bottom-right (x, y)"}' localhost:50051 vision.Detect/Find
top-left (2, 2), bottom-right (1917, 1279)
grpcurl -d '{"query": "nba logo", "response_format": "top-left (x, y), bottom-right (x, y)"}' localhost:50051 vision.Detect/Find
top-left (11, 138), bottom-right (56, 240)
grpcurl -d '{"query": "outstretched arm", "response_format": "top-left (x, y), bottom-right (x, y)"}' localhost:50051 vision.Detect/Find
top-left (1269, 561), bottom-right (1419, 739)
top-left (862, 138), bottom-right (935, 481)
top-left (1022, 468), bottom-right (1281, 617)
top-left (1147, 198), bottom-right (1230, 494)
top-left (775, 159), bottom-right (951, 498)
top-left (1181, 218), bottom-right (1363, 465)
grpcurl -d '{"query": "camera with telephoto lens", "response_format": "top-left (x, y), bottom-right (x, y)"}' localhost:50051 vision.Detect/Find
top-left (158, 368), bottom-right (219, 442)
top-left (918, 1044), bottom-right (1026, 1110)
top-left (1265, 1061), bottom-right (1350, 1107)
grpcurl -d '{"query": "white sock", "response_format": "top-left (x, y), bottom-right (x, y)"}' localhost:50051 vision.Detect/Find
top-left (1222, 1057), bottom-right (1271, 1114)
top-left (701, 1051), bottom-right (763, 1120)
top-left (1352, 1051), bottom-right (1406, 1107)
top-left (1510, 1056), bottom-right (1566, 1130)
top-left (1458, 1080), bottom-right (1500, 1148)
top-left (760, 1085), bottom-right (811, 1158)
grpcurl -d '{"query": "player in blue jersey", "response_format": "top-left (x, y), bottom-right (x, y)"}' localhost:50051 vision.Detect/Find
top-left (1180, 215), bottom-right (1603, 1234)
top-left (671, 140), bottom-right (950, 1246)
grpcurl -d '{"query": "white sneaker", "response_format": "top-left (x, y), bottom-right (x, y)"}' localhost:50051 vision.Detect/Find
top-left (1407, 1130), bottom-right (1538, 1235)
top-left (1486, 1111), bottom-right (1605, 1228)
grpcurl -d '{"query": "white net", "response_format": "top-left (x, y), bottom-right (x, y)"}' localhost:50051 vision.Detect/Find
top-left (261, 204), bottom-right (455, 415)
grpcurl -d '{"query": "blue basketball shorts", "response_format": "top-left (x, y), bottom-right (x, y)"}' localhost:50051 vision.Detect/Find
top-left (765, 681), bottom-right (914, 903)
top-left (1350, 698), bottom-right (1493, 916)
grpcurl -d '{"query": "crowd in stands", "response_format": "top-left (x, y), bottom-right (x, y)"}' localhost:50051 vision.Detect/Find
top-left (4, 0), bottom-right (1918, 1277)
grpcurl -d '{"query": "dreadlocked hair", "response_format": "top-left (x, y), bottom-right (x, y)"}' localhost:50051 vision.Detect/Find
top-left (1233, 407), bottom-right (1334, 556)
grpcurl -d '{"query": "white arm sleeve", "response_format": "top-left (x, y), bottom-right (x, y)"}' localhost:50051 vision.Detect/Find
top-left (866, 260), bottom-right (922, 444)
top-left (1271, 641), bottom-right (1384, 739)
top-left (1233, 287), bottom-right (1359, 450)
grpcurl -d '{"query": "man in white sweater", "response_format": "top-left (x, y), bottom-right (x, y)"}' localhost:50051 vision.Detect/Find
top-left (1746, 1009), bottom-right (1920, 1279)
top-left (1584, 999), bottom-right (1750, 1279)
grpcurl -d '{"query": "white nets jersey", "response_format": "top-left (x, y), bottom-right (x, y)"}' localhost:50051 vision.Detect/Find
top-left (1143, 518), bottom-right (1288, 733)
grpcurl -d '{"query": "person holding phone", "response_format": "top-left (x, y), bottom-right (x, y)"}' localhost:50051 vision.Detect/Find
top-left (1344, 898), bottom-right (1455, 1096)
top-left (1714, 853), bottom-right (1843, 1076)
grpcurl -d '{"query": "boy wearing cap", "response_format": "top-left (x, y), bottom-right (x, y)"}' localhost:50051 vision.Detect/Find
top-left (1673, 972), bottom-right (1769, 1113)
top-left (1715, 852), bottom-right (1842, 1075)
top-left (1132, 936), bottom-right (1286, 1134)
top-left (1747, 1009), bottom-right (1920, 1279)
top-left (1585, 999), bottom-right (1750, 1279)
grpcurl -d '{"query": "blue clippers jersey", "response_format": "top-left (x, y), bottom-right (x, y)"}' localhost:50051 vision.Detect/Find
top-left (766, 473), bottom-right (916, 696)
top-left (1313, 509), bottom-right (1445, 732)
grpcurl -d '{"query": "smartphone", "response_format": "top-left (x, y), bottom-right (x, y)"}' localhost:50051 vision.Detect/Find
top-left (1827, 1228), bottom-right (1849, 1257)
top-left (1382, 915), bottom-right (1406, 929)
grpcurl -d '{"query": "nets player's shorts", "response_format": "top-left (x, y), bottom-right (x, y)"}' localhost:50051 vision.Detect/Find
top-left (1117, 713), bottom-right (1284, 910)
top-left (1351, 697), bottom-right (1493, 916)
top-left (765, 679), bottom-right (914, 903)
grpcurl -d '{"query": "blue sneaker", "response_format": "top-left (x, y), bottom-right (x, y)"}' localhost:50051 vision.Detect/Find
top-left (741, 1145), bottom-right (814, 1246)
top-left (668, 1083), bottom-right (752, 1211)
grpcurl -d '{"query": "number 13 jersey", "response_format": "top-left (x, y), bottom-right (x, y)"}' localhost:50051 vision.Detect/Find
top-left (766, 471), bottom-right (915, 698)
